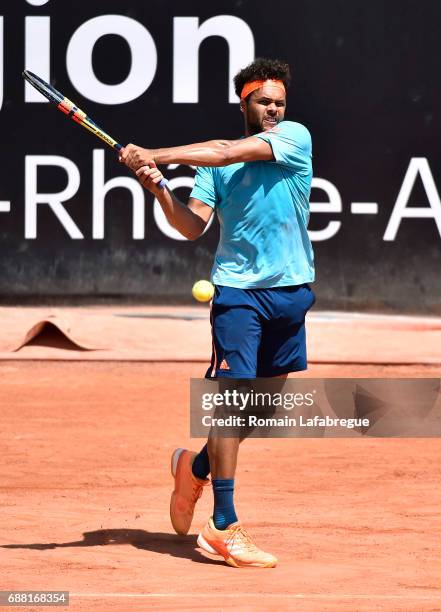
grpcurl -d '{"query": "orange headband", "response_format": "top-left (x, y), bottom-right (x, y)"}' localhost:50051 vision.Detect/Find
top-left (240, 79), bottom-right (286, 100)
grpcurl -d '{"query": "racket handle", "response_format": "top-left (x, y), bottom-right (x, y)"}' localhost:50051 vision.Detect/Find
top-left (116, 143), bottom-right (167, 189)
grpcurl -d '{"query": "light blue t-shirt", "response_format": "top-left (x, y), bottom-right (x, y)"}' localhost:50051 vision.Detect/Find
top-left (190, 120), bottom-right (315, 288)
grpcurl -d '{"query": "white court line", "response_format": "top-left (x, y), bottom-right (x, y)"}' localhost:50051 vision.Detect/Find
top-left (309, 311), bottom-right (441, 325)
top-left (70, 592), bottom-right (441, 601)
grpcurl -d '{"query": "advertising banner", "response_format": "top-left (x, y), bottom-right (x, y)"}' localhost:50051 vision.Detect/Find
top-left (2, 1), bottom-right (440, 311)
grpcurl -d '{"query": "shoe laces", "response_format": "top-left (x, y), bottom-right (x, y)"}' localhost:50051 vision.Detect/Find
top-left (226, 524), bottom-right (258, 552)
top-left (190, 478), bottom-right (206, 504)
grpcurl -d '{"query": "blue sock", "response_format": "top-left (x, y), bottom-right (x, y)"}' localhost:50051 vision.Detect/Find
top-left (191, 444), bottom-right (210, 480)
top-left (212, 479), bottom-right (238, 530)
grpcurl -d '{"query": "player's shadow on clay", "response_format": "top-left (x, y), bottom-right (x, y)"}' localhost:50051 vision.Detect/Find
top-left (0, 529), bottom-right (222, 565)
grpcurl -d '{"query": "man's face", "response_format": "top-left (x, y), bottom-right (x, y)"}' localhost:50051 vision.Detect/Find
top-left (241, 81), bottom-right (286, 135)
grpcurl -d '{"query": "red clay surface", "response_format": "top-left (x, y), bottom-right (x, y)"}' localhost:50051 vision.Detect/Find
top-left (1, 306), bottom-right (440, 363)
top-left (1, 361), bottom-right (441, 611)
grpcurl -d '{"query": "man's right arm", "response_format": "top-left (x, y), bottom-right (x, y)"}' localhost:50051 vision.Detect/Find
top-left (136, 163), bottom-right (213, 241)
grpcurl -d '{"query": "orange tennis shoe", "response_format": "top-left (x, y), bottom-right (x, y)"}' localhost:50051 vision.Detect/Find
top-left (170, 448), bottom-right (209, 535)
top-left (197, 517), bottom-right (278, 568)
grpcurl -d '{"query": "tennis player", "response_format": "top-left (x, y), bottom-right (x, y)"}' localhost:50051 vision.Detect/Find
top-left (121, 58), bottom-right (315, 568)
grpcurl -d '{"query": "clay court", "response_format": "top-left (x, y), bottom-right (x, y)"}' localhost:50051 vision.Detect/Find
top-left (1, 308), bottom-right (441, 611)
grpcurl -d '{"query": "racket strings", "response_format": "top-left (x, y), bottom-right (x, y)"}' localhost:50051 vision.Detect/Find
top-left (23, 71), bottom-right (62, 104)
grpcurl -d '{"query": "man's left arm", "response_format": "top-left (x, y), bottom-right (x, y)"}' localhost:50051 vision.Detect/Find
top-left (121, 137), bottom-right (273, 170)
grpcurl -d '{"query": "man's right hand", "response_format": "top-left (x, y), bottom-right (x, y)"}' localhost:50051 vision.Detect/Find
top-left (135, 162), bottom-right (166, 197)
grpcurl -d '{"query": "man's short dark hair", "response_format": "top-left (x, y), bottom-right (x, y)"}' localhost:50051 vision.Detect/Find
top-left (234, 58), bottom-right (291, 100)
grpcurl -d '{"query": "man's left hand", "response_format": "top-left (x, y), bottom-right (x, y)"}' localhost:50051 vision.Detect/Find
top-left (119, 143), bottom-right (154, 170)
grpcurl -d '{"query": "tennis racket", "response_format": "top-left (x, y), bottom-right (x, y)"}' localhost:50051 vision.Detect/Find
top-left (22, 70), bottom-right (166, 187)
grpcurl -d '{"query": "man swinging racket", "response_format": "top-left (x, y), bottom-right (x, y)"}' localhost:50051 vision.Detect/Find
top-left (121, 58), bottom-right (315, 568)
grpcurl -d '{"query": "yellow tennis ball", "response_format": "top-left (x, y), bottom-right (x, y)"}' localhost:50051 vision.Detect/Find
top-left (192, 280), bottom-right (214, 302)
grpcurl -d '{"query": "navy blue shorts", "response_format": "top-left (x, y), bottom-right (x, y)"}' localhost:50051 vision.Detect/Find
top-left (205, 284), bottom-right (315, 379)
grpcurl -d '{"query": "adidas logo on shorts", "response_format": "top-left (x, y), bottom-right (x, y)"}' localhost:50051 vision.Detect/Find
top-left (219, 359), bottom-right (230, 370)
